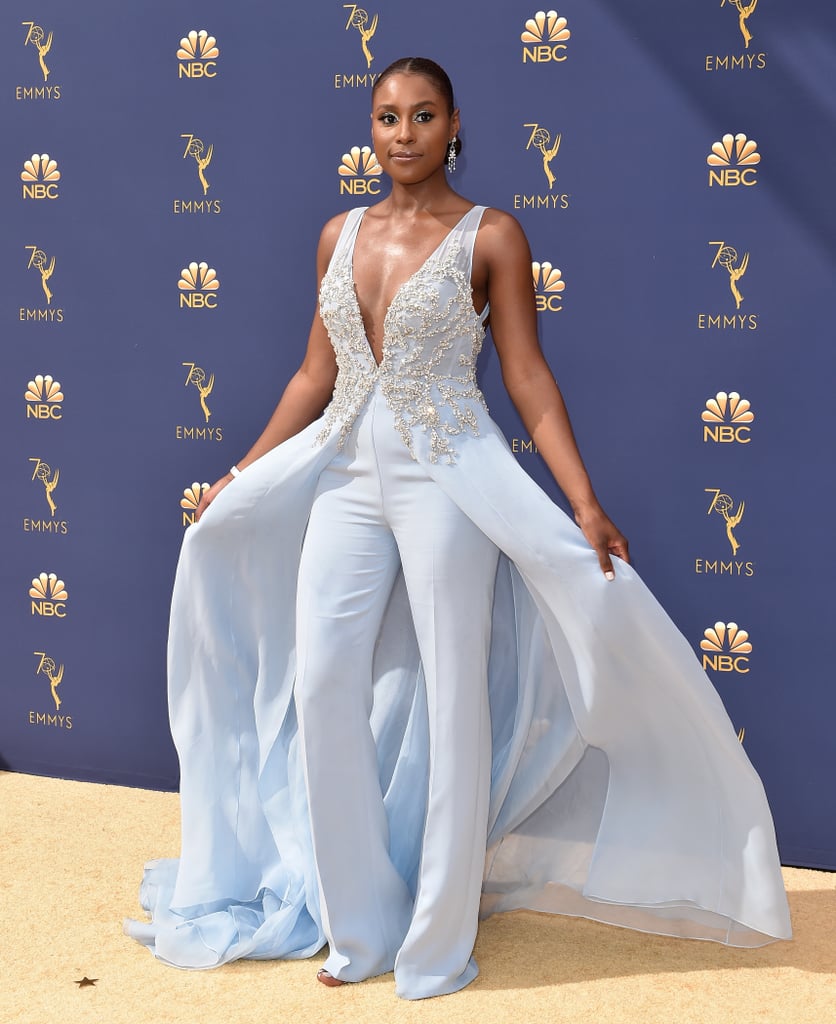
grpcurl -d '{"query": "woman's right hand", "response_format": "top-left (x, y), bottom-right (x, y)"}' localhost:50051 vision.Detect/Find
top-left (195, 472), bottom-right (236, 522)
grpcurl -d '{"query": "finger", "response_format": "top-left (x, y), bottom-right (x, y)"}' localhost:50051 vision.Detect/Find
top-left (195, 494), bottom-right (212, 522)
top-left (610, 538), bottom-right (630, 564)
top-left (597, 548), bottom-right (615, 581)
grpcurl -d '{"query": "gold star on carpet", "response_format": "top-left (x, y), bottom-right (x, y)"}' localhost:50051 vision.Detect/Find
top-left (75, 977), bottom-right (98, 988)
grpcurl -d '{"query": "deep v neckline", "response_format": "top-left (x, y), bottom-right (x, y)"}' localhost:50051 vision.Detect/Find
top-left (349, 207), bottom-right (473, 367)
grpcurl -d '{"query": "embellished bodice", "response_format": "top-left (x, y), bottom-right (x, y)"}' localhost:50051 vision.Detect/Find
top-left (317, 206), bottom-right (489, 464)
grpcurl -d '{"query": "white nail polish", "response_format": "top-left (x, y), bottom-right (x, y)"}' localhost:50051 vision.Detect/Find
top-left (605, 571), bottom-right (615, 581)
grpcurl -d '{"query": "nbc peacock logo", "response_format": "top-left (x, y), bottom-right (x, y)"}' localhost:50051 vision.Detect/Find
top-left (707, 133), bottom-right (760, 187)
top-left (26, 374), bottom-right (63, 420)
top-left (700, 621), bottom-right (752, 673)
top-left (177, 29), bottom-right (219, 78)
top-left (521, 10), bottom-right (570, 63)
top-left (532, 261), bottom-right (565, 312)
top-left (338, 146), bottom-right (382, 196)
top-left (29, 572), bottom-right (68, 618)
top-left (178, 262), bottom-right (219, 309)
top-left (21, 154), bottom-right (60, 200)
top-left (702, 391), bottom-right (753, 443)
top-left (181, 482), bottom-right (210, 526)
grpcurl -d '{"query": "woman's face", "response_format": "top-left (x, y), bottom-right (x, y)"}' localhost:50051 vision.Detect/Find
top-left (370, 72), bottom-right (460, 184)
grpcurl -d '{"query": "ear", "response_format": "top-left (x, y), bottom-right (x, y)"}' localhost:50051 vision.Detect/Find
top-left (451, 108), bottom-right (461, 138)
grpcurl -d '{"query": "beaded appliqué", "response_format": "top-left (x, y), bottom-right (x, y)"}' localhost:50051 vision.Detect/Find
top-left (316, 258), bottom-right (378, 451)
top-left (317, 221), bottom-right (487, 464)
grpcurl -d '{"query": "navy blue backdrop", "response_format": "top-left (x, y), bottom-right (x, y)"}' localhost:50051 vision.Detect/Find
top-left (2, 1), bottom-right (834, 870)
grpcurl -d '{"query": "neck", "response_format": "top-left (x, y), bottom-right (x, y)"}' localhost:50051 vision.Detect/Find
top-left (384, 173), bottom-right (458, 216)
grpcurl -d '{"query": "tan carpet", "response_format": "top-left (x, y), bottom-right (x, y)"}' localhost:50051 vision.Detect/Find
top-left (0, 771), bottom-right (832, 1024)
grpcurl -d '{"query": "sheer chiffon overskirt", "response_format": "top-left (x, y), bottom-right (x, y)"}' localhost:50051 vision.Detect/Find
top-left (125, 411), bottom-right (791, 968)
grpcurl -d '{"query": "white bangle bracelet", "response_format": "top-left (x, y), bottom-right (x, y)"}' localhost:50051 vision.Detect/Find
top-left (229, 465), bottom-right (241, 478)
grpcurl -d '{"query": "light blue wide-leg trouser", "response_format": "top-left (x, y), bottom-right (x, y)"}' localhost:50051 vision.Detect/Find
top-left (294, 387), bottom-right (499, 999)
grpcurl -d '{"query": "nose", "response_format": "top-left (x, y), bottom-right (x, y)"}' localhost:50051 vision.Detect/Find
top-left (395, 121), bottom-right (415, 145)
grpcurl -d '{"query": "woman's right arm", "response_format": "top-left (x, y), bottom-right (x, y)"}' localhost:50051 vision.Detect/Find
top-left (195, 215), bottom-right (345, 519)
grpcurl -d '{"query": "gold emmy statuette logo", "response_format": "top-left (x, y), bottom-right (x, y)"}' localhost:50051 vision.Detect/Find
top-left (183, 362), bottom-right (214, 422)
top-left (737, 727), bottom-right (745, 743)
top-left (695, 487), bottom-right (753, 577)
top-left (338, 146), bottom-right (383, 196)
top-left (515, 126), bottom-right (570, 210)
top-left (521, 10), bottom-right (570, 63)
top-left (705, 488), bottom-right (745, 555)
top-left (29, 571), bottom-right (68, 618)
top-left (181, 482), bottom-right (210, 526)
top-left (21, 245), bottom-right (64, 322)
top-left (24, 457), bottom-right (67, 535)
top-left (182, 134), bottom-right (213, 195)
top-left (31, 651), bottom-right (72, 728)
top-left (524, 124), bottom-right (562, 190)
top-left (532, 261), bottom-right (565, 312)
top-left (700, 621), bottom-right (752, 673)
top-left (710, 240), bottom-right (749, 309)
top-left (34, 651), bottom-right (64, 710)
top-left (177, 29), bottom-right (219, 78)
top-left (705, 2), bottom-right (766, 71)
top-left (21, 154), bottom-right (60, 200)
top-left (344, 5), bottom-right (378, 68)
top-left (721, 0), bottom-right (758, 49)
top-left (176, 365), bottom-right (223, 442)
top-left (179, 262), bottom-right (219, 309)
top-left (30, 458), bottom-right (59, 516)
top-left (25, 246), bottom-right (56, 304)
top-left (702, 391), bottom-right (753, 443)
top-left (707, 133), bottom-right (760, 186)
top-left (698, 240), bottom-right (757, 329)
top-left (22, 22), bottom-right (53, 80)
top-left (26, 374), bottom-right (63, 420)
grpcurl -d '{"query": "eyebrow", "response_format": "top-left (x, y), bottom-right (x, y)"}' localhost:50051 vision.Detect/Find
top-left (373, 99), bottom-right (441, 112)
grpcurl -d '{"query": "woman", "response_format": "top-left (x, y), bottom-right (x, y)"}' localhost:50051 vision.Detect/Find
top-left (126, 58), bottom-right (790, 999)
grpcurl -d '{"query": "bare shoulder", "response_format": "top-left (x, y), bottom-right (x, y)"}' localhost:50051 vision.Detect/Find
top-left (317, 209), bottom-right (351, 262)
top-left (476, 207), bottom-right (532, 265)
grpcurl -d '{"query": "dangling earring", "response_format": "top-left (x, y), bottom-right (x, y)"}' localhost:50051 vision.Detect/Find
top-left (447, 137), bottom-right (457, 173)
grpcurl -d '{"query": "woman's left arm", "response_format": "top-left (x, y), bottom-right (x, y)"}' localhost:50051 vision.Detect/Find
top-left (479, 210), bottom-right (629, 578)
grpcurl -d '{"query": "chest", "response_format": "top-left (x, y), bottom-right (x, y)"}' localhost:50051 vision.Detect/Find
top-left (352, 228), bottom-right (451, 341)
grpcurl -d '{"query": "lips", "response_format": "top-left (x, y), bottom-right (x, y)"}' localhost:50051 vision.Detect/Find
top-left (390, 151), bottom-right (420, 160)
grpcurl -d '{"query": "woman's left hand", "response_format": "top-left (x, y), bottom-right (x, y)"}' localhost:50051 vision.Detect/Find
top-left (574, 505), bottom-right (630, 580)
